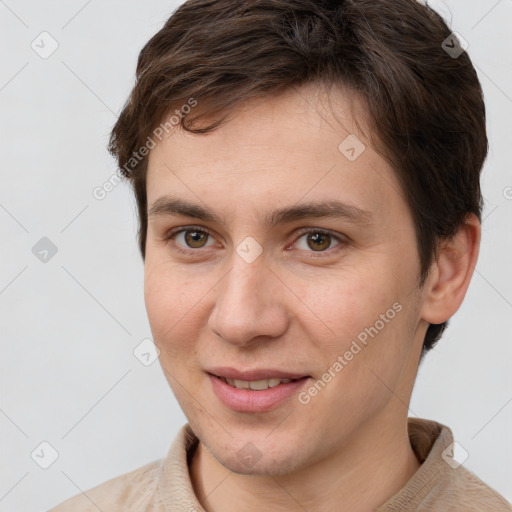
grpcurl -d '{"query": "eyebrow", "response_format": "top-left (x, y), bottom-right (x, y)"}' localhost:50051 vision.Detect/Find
top-left (148, 196), bottom-right (374, 228)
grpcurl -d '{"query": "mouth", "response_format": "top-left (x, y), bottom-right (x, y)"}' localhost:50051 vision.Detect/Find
top-left (215, 375), bottom-right (307, 391)
top-left (206, 368), bottom-right (311, 412)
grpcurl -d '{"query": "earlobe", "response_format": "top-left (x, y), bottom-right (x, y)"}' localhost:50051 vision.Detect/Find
top-left (421, 214), bottom-right (481, 325)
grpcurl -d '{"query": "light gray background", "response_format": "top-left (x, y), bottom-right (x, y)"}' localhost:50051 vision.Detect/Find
top-left (0, 1), bottom-right (511, 510)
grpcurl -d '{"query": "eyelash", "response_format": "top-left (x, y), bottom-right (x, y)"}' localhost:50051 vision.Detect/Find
top-left (163, 226), bottom-right (347, 258)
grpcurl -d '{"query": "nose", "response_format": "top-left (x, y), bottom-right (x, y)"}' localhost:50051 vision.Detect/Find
top-left (208, 253), bottom-right (290, 347)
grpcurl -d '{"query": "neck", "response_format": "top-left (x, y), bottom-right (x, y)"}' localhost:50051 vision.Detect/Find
top-left (189, 413), bottom-right (421, 512)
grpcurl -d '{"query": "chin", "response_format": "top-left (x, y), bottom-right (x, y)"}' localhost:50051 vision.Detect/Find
top-left (216, 449), bottom-right (304, 477)
top-left (203, 431), bottom-right (309, 477)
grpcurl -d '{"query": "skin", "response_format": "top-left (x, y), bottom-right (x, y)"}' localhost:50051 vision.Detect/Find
top-left (144, 83), bottom-right (480, 512)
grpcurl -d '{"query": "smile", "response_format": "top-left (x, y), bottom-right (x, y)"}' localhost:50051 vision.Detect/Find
top-left (220, 377), bottom-right (298, 390)
top-left (208, 372), bottom-right (311, 413)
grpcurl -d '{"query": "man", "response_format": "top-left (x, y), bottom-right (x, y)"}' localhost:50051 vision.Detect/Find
top-left (50, 0), bottom-right (512, 510)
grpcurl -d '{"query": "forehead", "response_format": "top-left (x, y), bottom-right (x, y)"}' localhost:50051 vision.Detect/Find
top-left (145, 84), bottom-right (404, 225)
top-left (152, 83), bottom-right (371, 162)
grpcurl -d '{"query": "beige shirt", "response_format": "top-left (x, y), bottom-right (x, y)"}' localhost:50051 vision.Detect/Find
top-left (49, 418), bottom-right (512, 511)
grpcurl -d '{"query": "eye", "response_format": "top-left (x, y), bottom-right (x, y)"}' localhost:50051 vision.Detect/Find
top-left (291, 229), bottom-right (343, 253)
top-left (165, 227), bottom-right (217, 252)
top-left (164, 226), bottom-right (347, 257)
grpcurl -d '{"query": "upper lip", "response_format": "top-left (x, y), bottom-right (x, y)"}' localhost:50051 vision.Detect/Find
top-left (207, 367), bottom-right (309, 381)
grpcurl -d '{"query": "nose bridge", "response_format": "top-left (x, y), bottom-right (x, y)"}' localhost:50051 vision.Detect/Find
top-left (208, 249), bottom-right (287, 345)
top-left (226, 254), bottom-right (264, 306)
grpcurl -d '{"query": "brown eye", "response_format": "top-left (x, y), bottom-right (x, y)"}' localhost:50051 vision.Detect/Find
top-left (184, 230), bottom-right (209, 248)
top-left (293, 229), bottom-right (342, 253)
top-left (306, 232), bottom-right (332, 251)
top-left (167, 228), bottom-right (216, 252)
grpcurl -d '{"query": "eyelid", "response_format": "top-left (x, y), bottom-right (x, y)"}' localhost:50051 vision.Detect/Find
top-left (292, 227), bottom-right (347, 242)
top-left (164, 225), bottom-right (214, 240)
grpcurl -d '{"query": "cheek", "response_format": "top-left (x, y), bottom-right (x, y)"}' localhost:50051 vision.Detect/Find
top-left (144, 262), bottom-right (200, 353)
top-left (294, 259), bottom-right (416, 395)
top-left (299, 297), bottom-right (415, 434)
top-left (294, 267), bottom-right (397, 349)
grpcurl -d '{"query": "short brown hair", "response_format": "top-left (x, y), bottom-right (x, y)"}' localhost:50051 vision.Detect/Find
top-left (108, 0), bottom-right (487, 355)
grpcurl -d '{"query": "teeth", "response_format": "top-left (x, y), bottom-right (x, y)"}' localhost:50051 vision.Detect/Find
top-left (249, 379), bottom-right (269, 391)
top-left (234, 379), bottom-right (249, 389)
top-left (222, 377), bottom-right (294, 390)
top-left (268, 378), bottom-right (282, 388)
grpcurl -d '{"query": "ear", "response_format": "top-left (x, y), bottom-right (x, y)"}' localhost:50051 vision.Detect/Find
top-left (420, 213), bottom-right (481, 325)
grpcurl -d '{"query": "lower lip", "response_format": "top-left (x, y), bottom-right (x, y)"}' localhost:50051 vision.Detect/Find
top-left (208, 374), bottom-right (310, 413)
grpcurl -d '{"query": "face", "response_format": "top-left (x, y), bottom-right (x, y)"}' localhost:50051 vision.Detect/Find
top-left (144, 84), bottom-right (428, 476)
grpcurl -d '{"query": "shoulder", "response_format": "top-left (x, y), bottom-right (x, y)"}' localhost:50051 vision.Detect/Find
top-left (48, 423), bottom-right (196, 512)
top-left (48, 459), bottom-right (163, 512)
top-left (381, 418), bottom-right (512, 512)
top-left (444, 465), bottom-right (512, 512)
